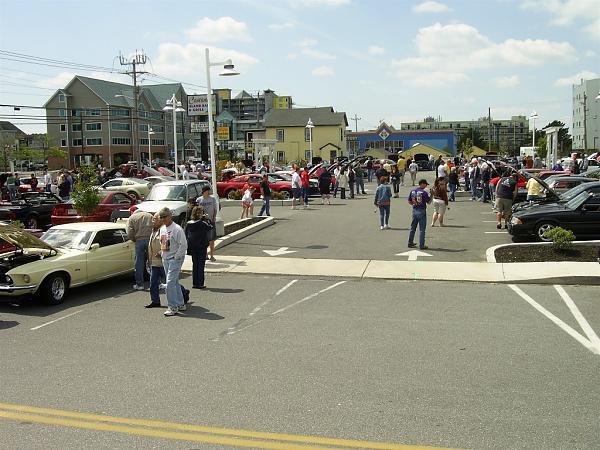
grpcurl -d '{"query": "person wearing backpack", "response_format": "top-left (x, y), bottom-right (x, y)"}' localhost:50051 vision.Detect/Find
top-left (374, 175), bottom-right (393, 230)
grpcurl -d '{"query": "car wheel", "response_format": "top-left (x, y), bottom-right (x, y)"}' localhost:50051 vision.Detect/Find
top-left (280, 189), bottom-right (291, 199)
top-left (536, 222), bottom-right (556, 242)
top-left (40, 273), bottom-right (68, 305)
top-left (127, 191), bottom-right (140, 200)
top-left (27, 215), bottom-right (39, 229)
top-left (226, 190), bottom-right (236, 200)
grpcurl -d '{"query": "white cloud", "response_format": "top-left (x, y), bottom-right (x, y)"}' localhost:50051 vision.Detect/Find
top-left (584, 50), bottom-right (596, 57)
top-left (493, 75), bottom-right (520, 88)
top-left (298, 38), bottom-right (318, 47)
top-left (286, 53), bottom-right (298, 60)
top-left (390, 22), bottom-right (576, 87)
top-left (153, 43), bottom-right (258, 78)
top-left (554, 70), bottom-right (599, 86)
top-left (301, 47), bottom-right (336, 60)
top-left (312, 65), bottom-right (335, 76)
top-left (521, 0), bottom-right (600, 40)
top-left (268, 22), bottom-right (295, 30)
top-left (185, 17), bottom-right (251, 43)
top-left (290, 0), bottom-right (350, 7)
top-left (412, 1), bottom-right (450, 13)
top-left (367, 46), bottom-right (386, 55)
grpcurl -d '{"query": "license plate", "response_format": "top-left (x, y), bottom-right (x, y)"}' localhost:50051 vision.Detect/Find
top-left (67, 209), bottom-right (77, 215)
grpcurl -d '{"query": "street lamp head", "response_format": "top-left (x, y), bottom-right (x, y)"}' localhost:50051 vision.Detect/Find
top-left (219, 60), bottom-right (239, 77)
top-left (148, 128), bottom-right (155, 135)
top-left (306, 117), bottom-right (314, 128)
top-left (529, 111), bottom-right (539, 120)
top-left (596, 90), bottom-right (600, 100)
top-left (175, 101), bottom-right (185, 113)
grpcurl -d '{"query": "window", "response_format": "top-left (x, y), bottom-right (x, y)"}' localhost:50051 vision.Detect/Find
top-left (112, 193), bottom-right (132, 204)
top-left (110, 108), bottom-right (130, 117)
top-left (60, 139), bottom-right (67, 147)
top-left (305, 150), bottom-right (311, 160)
top-left (103, 180), bottom-right (123, 187)
top-left (151, 139), bottom-right (165, 145)
top-left (140, 138), bottom-right (149, 145)
top-left (276, 151), bottom-right (285, 161)
top-left (92, 229), bottom-right (126, 248)
top-left (153, 125), bottom-right (164, 132)
top-left (139, 123), bottom-right (149, 132)
top-left (60, 124), bottom-right (66, 132)
top-left (111, 122), bottom-right (130, 131)
top-left (73, 138), bottom-right (83, 146)
top-left (330, 150), bottom-right (337, 159)
top-left (86, 122), bottom-right (101, 131)
top-left (112, 137), bottom-right (131, 145)
top-left (340, 129), bottom-right (344, 141)
top-left (304, 127), bottom-right (311, 142)
top-left (86, 138), bottom-right (102, 146)
top-left (72, 123), bottom-right (82, 132)
top-left (276, 129), bottom-right (284, 142)
top-left (59, 109), bottom-right (66, 117)
top-left (85, 109), bottom-right (101, 116)
top-left (58, 94), bottom-right (65, 103)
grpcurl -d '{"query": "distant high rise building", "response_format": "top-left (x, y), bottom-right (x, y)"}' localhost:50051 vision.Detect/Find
top-left (572, 77), bottom-right (600, 151)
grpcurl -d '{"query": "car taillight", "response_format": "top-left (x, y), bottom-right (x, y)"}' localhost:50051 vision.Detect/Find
top-left (129, 205), bottom-right (138, 213)
top-left (4, 213), bottom-right (16, 220)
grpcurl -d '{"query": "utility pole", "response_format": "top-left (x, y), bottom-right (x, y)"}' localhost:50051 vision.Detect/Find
top-left (487, 107), bottom-right (491, 154)
top-left (119, 50), bottom-right (147, 169)
top-left (79, 113), bottom-right (85, 167)
top-left (350, 114), bottom-right (362, 132)
top-left (582, 92), bottom-right (588, 153)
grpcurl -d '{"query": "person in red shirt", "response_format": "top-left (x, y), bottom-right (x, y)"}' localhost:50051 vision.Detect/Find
top-left (300, 168), bottom-right (310, 208)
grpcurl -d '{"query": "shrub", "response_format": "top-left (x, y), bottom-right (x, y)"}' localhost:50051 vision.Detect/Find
top-left (271, 191), bottom-right (286, 200)
top-left (544, 227), bottom-right (576, 251)
top-left (71, 165), bottom-right (102, 216)
top-left (227, 189), bottom-right (243, 200)
top-left (10, 220), bottom-right (24, 229)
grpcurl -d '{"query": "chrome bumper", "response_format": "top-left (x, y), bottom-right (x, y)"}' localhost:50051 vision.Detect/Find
top-left (0, 284), bottom-right (38, 293)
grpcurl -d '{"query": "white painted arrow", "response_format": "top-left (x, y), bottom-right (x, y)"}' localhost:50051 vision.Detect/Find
top-left (396, 250), bottom-right (433, 261)
top-left (263, 247), bottom-right (297, 256)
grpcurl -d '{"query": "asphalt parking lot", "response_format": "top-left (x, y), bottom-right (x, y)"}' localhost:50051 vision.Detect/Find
top-left (1, 273), bottom-right (599, 449)
top-left (217, 177), bottom-right (513, 262)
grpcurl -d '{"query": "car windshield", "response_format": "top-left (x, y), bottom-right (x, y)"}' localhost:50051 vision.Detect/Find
top-left (145, 184), bottom-right (186, 201)
top-left (564, 191), bottom-right (591, 210)
top-left (560, 183), bottom-right (593, 201)
top-left (42, 229), bottom-right (92, 250)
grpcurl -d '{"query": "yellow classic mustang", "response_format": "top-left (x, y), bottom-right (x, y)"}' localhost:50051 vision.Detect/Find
top-left (0, 222), bottom-right (135, 305)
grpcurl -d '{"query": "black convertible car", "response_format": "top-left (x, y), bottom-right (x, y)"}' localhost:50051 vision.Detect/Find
top-left (0, 192), bottom-right (63, 229)
top-left (508, 191), bottom-right (600, 241)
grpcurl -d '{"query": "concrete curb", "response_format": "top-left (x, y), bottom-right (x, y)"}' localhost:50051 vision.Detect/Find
top-left (199, 256), bottom-right (600, 285)
top-left (221, 199), bottom-right (294, 207)
top-left (214, 216), bottom-right (275, 250)
top-left (486, 240), bottom-right (600, 262)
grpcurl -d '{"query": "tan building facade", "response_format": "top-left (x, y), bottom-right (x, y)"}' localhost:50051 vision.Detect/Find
top-left (264, 107), bottom-right (348, 164)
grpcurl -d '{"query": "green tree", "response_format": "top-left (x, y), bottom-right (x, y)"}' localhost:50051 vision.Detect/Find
top-left (461, 137), bottom-right (473, 157)
top-left (71, 165), bottom-right (101, 217)
top-left (457, 128), bottom-right (485, 152)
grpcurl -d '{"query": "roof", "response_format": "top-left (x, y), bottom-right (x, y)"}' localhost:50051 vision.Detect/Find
top-left (52, 222), bottom-right (126, 231)
top-left (234, 90), bottom-right (253, 99)
top-left (399, 144), bottom-right (451, 158)
top-left (264, 107), bottom-right (348, 127)
top-left (44, 75), bottom-right (185, 109)
top-left (0, 121), bottom-right (25, 134)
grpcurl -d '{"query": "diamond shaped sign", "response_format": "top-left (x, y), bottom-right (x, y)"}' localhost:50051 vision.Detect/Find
top-left (379, 130), bottom-right (389, 140)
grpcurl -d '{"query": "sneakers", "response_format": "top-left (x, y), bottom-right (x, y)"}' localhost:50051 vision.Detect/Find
top-left (159, 283), bottom-right (167, 292)
top-left (133, 284), bottom-right (144, 291)
top-left (164, 307), bottom-right (178, 317)
top-left (384, 224), bottom-right (390, 229)
top-left (380, 226), bottom-right (384, 230)
top-left (145, 303), bottom-right (161, 308)
top-left (210, 256), bottom-right (216, 262)
top-left (496, 223), bottom-right (502, 229)
top-left (178, 304), bottom-right (187, 312)
top-left (408, 243), bottom-right (417, 248)
top-left (420, 245), bottom-right (429, 250)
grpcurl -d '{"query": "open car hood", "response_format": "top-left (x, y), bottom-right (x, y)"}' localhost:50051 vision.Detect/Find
top-left (0, 223), bottom-right (57, 252)
top-left (530, 175), bottom-right (561, 201)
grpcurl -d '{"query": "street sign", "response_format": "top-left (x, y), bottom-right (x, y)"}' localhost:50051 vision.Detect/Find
top-left (395, 250), bottom-right (433, 261)
top-left (263, 247), bottom-right (297, 256)
top-left (191, 122), bottom-right (209, 133)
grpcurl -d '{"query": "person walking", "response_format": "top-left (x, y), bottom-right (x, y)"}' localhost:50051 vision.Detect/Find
top-left (145, 212), bottom-right (189, 309)
top-left (366, 158), bottom-right (374, 183)
top-left (158, 207), bottom-right (188, 317)
top-left (375, 164), bottom-right (389, 186)
top-left (318, 169), bottom-right (332, 205)
top-left (495, 173), bottom-right (518, 229)
top-left (6, 173), bottom-right (17, 201)
top-left (469, 159), bottom-right (481, 201)
top-left (240, 185), bottom-right (254, 219)
top-left (348, 165), bottom-right (355, 199)
top-left (354, 165), bottom-right (365, 194)
top-left (300, 168), bottom-right (310, 207)
top-left (291, 166), bottom-right (304, 209)
top-left (431, 177), bottom-right (449, 227)
top-left (481, 162), bottom-right (491, 203)
top-left (407, 179), bottom-right (432, 250)
top-left (390, 165), bottom-right (400, 198)
top-left (436, 160), bottom-right (447, 180)
top-left (258, 173), bottom-right (271, 216)
top-left (30, 173), bottom-right (38, 192)
top-left (448, 167), bottom-right (459, 202)
top-left (408, 160), bottom-right (418, 186)
top-left (43, 169), bottom-right (52, 193)
top-left (197, 185), bottom-right (218, 262)
top-left (337, 168), bottom-right (349, 200)
top-left (126, 209), bottom-right (153, 290)
top-left (397, 156), bottom-right (406, 186)
top-left (332, 165), bottom-right (341, 197)
top-left (186, 206), bottom-right (213, 289)
top-left (374, 175), bottom-right (392, 230)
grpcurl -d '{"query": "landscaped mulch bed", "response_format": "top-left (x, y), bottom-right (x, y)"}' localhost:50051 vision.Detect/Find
top-left (495, 244), bottom-right (600, 263)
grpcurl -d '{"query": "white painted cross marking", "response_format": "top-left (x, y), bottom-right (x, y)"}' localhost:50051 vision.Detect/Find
top-left (555, 285), bottom-right (600, 352)
top-left (262, 246), bottom-right (297, 256)
top-left (396, 250), bottom-right (433, 261)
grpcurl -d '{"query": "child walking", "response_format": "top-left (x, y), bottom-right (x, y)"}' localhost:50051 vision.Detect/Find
top-left (240, 186), bottom-right (254, 219)
top-left (374, 175), bottom-right (393, 230)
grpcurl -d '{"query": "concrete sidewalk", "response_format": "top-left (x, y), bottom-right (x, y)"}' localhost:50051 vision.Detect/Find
top-left (183, 255), bottom-right (600, 285)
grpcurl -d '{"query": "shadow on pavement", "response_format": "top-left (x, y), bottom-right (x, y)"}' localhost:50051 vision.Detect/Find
top-left (426, 247), bottom-right (467, 253)
top-left (180, 304), bottom-right (224, 320)
top-left (0, 320), bottom-right (19, 330)
top-left (205, 287), bottom-right (244, 294)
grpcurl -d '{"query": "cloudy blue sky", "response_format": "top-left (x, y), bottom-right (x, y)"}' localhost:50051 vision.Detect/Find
top-left (1, 0), bottom-right (598, 134)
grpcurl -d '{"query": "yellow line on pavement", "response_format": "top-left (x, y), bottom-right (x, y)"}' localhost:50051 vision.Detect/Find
top-left (0, 402), bottom-right (452, 450)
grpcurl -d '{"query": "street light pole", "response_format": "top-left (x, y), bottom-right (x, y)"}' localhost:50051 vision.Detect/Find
top-left (147, 127), bottom-right (154, 165)
top-left (204, 48), bottom-right (239, 236)
top-left (530, 111), bottom-right (539, 150)
top-left (163, 94), bottom-right (185, 180)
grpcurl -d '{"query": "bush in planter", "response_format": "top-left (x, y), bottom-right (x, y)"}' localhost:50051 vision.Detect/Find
top-left (543, 227), bottom-right (576, 251)
top-left (71, 165), bottom-right (102, 217)
top-left (227, 189), bottom-right (243, 200)
top-left (271, 191), bottom-right (286, 200)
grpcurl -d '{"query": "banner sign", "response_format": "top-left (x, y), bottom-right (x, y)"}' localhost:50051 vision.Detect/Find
top-left (217, 126), bottom-right (230, 141)
top-left (187, 94), bottom-right (216, 116)
top-left (191, 122), bottom-right (209, 133)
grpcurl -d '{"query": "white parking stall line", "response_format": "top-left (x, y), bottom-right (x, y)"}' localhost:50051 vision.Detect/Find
top-left (554, 285), bottom-right (600, 352)
top-left (30, 310), bottom-right (84, 331)
top-left (485, 231), bottom-right (507, 234)
top-left (508, 285), bottom-right (600, 355)
top-left (482, 221), bottom-right (498, 223)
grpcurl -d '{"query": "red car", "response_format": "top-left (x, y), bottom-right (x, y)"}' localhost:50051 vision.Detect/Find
top-left (51, 192), bottom-right (136, 225)
top-left (217, 174), bottom-right (293, 199)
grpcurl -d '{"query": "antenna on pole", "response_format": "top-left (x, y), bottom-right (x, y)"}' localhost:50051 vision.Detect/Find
top-left (350, 113), bottom-right (362, 132)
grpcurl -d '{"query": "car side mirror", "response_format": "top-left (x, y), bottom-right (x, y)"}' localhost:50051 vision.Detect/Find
top-left (90, 243), bottom-right (100, 251)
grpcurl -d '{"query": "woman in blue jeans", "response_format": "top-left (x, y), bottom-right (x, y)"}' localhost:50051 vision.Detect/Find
top-left (186, 206), bottom-right (213, 289)
top-left (374, 175), bottom-right (393, 230)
